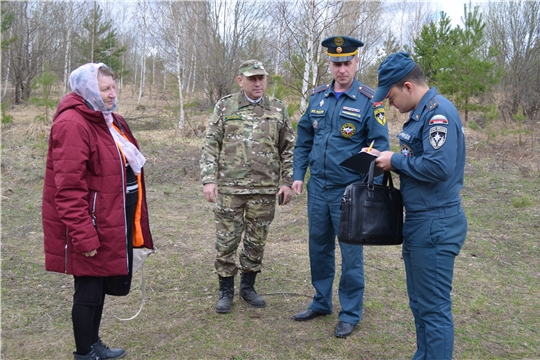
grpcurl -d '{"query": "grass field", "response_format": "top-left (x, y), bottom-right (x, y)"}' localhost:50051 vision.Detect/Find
top-left (1, 98), bottom-right (539, 359)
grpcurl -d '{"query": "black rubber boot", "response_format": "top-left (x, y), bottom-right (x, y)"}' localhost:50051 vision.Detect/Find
top-left (92, 339), bottom-right (125, 359)
top-left (215, 276), bottom-right (235, 313)
top-left (240, 272), bottom-right (266, 308)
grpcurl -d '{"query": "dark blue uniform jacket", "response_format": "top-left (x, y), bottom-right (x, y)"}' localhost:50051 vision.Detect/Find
top-left (293, 79), bottom-right (390, 188)
top-left (390, 87), bottom-right (466, 214)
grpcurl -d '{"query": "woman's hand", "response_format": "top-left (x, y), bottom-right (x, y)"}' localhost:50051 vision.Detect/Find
top-left (82, 249), bottom-right (97, 257)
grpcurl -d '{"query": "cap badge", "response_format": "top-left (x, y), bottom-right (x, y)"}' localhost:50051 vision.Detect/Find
top-left (336, 47), bottom-right (342, 54)
top-left (253, 62), bottom-right (259, 69)
top-left (334, 37), bottom-right (344, 46)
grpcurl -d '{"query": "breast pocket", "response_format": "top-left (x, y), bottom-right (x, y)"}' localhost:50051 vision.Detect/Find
top-left (254, 117), bottom-right (278, 144)
top-left (223, 116), bottom-right (244, 138)
top-left (337, 109), bottom-right (363, 141)
top-left (397, 131), bottom-right (423, 157)
top-left (310, 109), bottom-right (326, 132)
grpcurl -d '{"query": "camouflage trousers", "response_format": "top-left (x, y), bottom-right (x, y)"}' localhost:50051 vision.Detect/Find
top-left (214, 193), bottom-right (276, 277)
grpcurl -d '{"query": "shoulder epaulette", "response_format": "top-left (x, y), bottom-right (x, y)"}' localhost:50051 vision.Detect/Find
top-left (310, 84), bottom-right (330, 96)
top-left (357, 83), bottom-right (375, 99)
top-left (425, 97), bottom-right (440, 112)
top-left (220, 93), bottom-right (234, 101)
top-left (272, 96), bottom-right (284, 105)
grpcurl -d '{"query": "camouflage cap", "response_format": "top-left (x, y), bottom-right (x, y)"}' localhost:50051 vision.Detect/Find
top-left (239, 59), bottom-right (269, 77)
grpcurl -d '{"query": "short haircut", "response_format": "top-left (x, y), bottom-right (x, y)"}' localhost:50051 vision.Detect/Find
top-left (394, 64), bottom-right (425, 87)
top-left (98, 65), bottom-right (116, 79)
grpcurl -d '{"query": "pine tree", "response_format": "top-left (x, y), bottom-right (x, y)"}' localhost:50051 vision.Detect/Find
top-left (75, 3), bottom-right (126, 73)
top-left (1, 8), bottom-right (16, 50)
top-left (436, 4), bottom-right (501, 123)
top-left (412, 12), bottom-right (454, 86)
top-left (30, 63), bottom-right (58, 124)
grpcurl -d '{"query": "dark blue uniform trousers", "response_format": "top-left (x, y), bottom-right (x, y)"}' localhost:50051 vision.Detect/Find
top-left (403, 206), bottom-right (467, 360)
top-left (306, 180), bottom-right (365, 325)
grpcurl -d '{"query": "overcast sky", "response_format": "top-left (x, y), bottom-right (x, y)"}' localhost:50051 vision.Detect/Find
top-left (437, 1), bottom-right (490, 26)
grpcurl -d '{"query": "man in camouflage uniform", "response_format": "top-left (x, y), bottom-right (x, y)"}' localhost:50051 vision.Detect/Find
top-left (200, 59), bottom-right (296, 314)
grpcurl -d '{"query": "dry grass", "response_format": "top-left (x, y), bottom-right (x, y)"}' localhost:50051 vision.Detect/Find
top-left (1, 95), bottom-right (539, 359)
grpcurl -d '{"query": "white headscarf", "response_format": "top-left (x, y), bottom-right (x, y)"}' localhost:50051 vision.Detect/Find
top-left (69, 63), bottom-right (146, 175)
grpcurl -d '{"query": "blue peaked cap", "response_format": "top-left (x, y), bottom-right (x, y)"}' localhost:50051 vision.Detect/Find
top-left (372, 52), bottom-right (416, 102)
top-left (321, 35), bottom-right (364, 62)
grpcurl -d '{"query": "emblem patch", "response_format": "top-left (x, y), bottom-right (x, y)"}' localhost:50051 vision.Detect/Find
top-left (340, 123), bottom-right (356, 138)
top-left (400, 144), bottom-right (414, 156)
top-left (429, 114), bottom-right (448, 125)
top-left (313, 120), bottom-right (318, 129)
top-left (320, 99), bottom-right (324, 107)
top-left (429, 126), bottom-right (447, 149)
top-left (374, 107), bottom-right (386, 126)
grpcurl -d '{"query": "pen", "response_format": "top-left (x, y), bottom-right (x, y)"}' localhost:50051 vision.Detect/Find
top-left (367, 140), bottom-right (374, 152)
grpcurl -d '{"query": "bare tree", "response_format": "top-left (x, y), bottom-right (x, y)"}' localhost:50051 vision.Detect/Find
top-left (484, 0), bottom-right (540, 120)
top-left (5, 1), bottom-right (61, 103)
top-left (135, 0), bottom-right (148, 107)
top-left (193, 0), bottom-right (272, 104)
top-left (59, 2), bottom-right (86, 95)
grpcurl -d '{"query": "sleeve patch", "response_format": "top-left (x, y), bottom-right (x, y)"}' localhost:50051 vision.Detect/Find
top-left (429, 126), bottom-right (447, 149)
top-left (374, 107), bottom-right (386, 126)
top-left (429, 114), bottom-right (448, 125)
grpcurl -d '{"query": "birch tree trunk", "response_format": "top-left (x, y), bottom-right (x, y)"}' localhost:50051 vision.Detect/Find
top-left (63, 2), bottom-right (73, 95)
top-left (174, 28), bottom-right (184, 128)
top-left (312, 0), bottom-right (330, 89)
top-left (300, 1), bottom-right (317, 113)
top-left (137, 8), bottom-right (146, 107)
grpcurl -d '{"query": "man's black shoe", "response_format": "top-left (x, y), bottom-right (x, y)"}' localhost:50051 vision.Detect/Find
top-left (293, 309), bottom-right (325, 321)
top-left (334, 321), bottom-right (356, 338)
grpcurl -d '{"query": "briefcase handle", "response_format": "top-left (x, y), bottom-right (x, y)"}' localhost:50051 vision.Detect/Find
top-left (365, 160), bottom-right (395, 190)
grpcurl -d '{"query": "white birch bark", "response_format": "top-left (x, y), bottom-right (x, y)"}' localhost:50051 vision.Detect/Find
top-left (137, 9), bottom-right (146, 107)
top-left (62, 2), bottom-right (73, 95)
top-left (300, 1), bottom-right (317, 113)
top-left (175, 34), bottom-right (185, 129)
top-left (312, 0), bottom-right (330, 89)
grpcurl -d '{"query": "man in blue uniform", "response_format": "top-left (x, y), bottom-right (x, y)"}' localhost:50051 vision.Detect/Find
top-left (292, 35), bottom-right (390, 338)
top-left (369, 52), bottom-right (468, 359)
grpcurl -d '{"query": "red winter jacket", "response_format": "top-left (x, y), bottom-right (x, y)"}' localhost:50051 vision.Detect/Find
top-left (42, 93), bottom-right (153, 276)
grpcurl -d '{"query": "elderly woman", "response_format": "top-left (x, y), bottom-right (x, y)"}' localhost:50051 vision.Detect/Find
top-left (42, 63), bottom-right (154, 360)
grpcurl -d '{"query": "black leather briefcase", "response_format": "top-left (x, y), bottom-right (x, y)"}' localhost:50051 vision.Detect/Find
top-left (338, 161), bottom-right (403, 246)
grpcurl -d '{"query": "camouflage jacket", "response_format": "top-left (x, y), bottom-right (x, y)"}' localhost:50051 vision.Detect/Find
top-left (200, 91), bottom-right (296, 195)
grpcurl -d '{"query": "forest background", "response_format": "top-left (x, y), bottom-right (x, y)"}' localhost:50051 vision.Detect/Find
top-left (1, 0), bottom-right (539, 128)
top-left (1, 0), bottom-right (540, 359)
